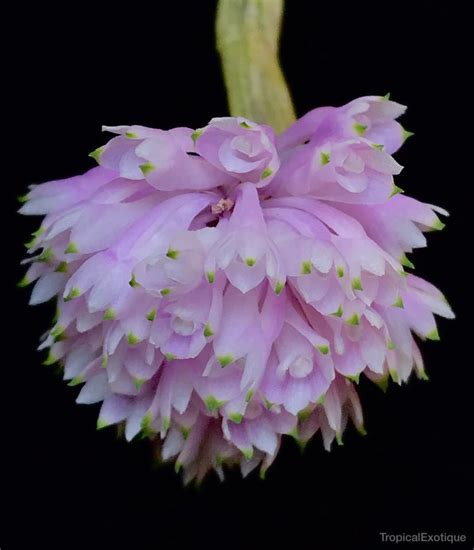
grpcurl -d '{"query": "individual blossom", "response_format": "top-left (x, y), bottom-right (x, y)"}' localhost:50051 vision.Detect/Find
top-left (277, 94), bottom-right (409, 154)
top-left (271, 137), bottom-right (403, 203)
top-left (19, 95), bottom-right (453, 483)
top-left (194, 116), bottom-right (280, 186)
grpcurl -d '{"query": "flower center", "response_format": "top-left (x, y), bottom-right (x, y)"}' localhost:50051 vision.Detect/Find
top-left (342, 152), bottom-right (364, 173)
top-left (289, 355), bottom-right (313, 378)
top-left (171, 316), bottom-right (198, 336)
top-left (232, 135), bottom-right (256, 157)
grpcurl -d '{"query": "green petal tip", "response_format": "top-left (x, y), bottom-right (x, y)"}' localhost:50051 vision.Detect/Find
top-left (96, 418), bottom-right (109, 430)
top-left (64, 242), bottom-right (79, 254)
top-left (146, 308), bottom-right (157, 321)
top-left (181, 426), bottom-right (191, 440)
top-left (353, 122), bottom-right (367, 136)
top-left (320, 152), bottom-right (330, 165)
top-left (203, 323), bottom-right (214, 338)
top-left (141, 412), bottom-right (152, 429)
top-left (346, 313), bottom-right (360, 326)
top-left (431, 217), bottom-right (446, 231)
top-left (357, 425), bottom-right (368, 436)
top-left (317, 344), bottom-right (329, 355)
top-left (67, 376), bottom-right (83, 387)
top-left (301, 260), bottom-right (312, 275)
top-left (375, 375), bottom-right (389, 392)
top-left (351, 277), bottom-right (363, 291)
top-left (88, 146), bottom-right (104, 162)
top-left (55, 261), bottom-right (68, 273)
top-left (274, 281), bottom-right (285, 295)
top-left (129, 274), bottom-right (140, 288)
top-left (17, 193), bottom-right (30, 203)
top-left (242, 448), bottom-right (254, 460)
top-left (399, 253), bottom-right (415, 269)
top-left (17, 275), bottom-right (30, 288)
top-left (127, 332), bottom-right (141, 346)
top-left (42, 353), bottom-right (57, 366)
top-left (191, 128), bottom-right (203, 142)
top-left (331, 305), bottom-right (344, 318)
top-left (51, 324), bottom-right (65, 339)
top-left (134, 378), bottom-right (146, 390)
top-left (389, 184), bottom-right (405, 198)
top-left (426, 328), bottom-right (440, 341)
top-left (205, 395), bottom-right (224, 412)
top-left (389, 368), bottom-right (400, 383)
top-left (418, 369), bottom-right (430, 381)
top-left (297, 407), bottom-right (312, 423)
top-left (218, 354), bottom-right (233, 368)
top-left (64, 288), bottom-right (81, 302)
top-left (392, 294), bottom-right (404, 308)
top-left (38, 248), bottom-right (54, 262)
top-left (264, 398), bottom-right (273, 410)
top-left (103, 308), bottom-right (116, 321)
top-left (166, 248), bottom-right (179, 260)
top-left (139, 162), bottom-right (155, 176)
top-left (346, 373), bottom-right (360, 384)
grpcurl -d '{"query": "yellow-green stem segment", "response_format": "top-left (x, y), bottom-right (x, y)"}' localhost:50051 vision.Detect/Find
top-left (216, 0), bottom-right (296, 134)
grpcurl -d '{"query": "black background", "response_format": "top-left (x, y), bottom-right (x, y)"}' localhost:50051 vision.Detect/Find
top-left (3, 1), bottom-right (472, 549)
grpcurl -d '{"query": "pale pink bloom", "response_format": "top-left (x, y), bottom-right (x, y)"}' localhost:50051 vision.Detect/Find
top-left (19, 96), bottom-right (453, 482)
top-left (194, 116), bottom-right (279, 186)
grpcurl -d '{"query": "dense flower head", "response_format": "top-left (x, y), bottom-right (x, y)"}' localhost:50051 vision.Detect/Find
top-left (19, 95), bottom-right (453, 483)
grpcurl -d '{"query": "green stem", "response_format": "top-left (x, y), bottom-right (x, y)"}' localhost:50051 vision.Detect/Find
top-left (216, 0), bottom-right (296, 134)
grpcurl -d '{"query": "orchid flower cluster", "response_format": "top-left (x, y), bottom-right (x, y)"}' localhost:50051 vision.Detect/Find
top-left (19, 95), bottom-right (453, 482)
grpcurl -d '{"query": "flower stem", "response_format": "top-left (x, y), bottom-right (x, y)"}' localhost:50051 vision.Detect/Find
top-left (216, 0), bottom-right (296, 133)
